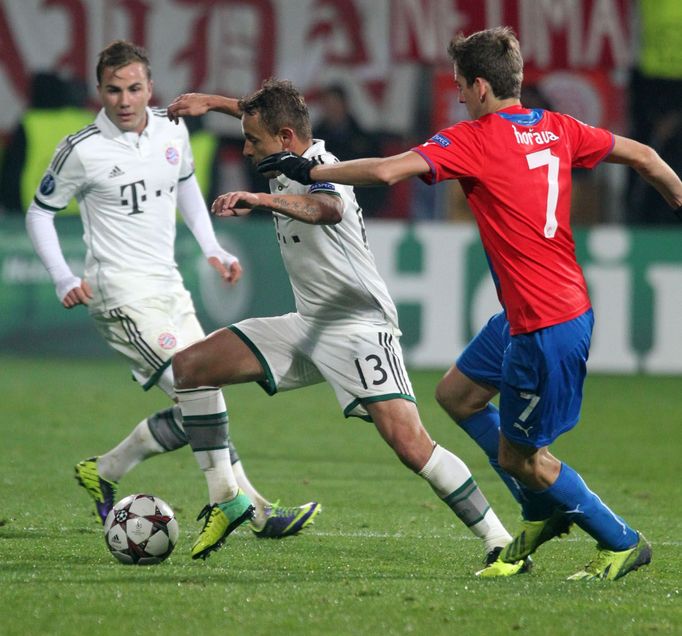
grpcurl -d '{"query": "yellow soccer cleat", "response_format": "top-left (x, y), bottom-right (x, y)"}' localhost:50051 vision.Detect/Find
top-left (500, 509), bottom-right (573, 563)
top-left (567, 533), bottom-right (652, 581)
top-left (476, 546), bottom-right (533, 578)
top-left (74, 457), bottom-right (118, 524)
top-left (191, 490), bottom-right (255, 560)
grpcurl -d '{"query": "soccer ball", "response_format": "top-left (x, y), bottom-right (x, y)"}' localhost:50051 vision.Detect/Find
top-left (104, 494), bottom-right (179, 565)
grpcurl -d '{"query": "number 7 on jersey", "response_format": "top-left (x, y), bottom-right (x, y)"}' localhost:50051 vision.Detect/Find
top-left (526, 148), bottom-right (559, 238)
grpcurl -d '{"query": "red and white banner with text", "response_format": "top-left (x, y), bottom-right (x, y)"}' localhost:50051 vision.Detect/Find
top-left (0, 0), bottom-right (632, 138)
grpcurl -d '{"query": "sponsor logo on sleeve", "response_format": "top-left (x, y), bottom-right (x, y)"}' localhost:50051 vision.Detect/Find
top-left (309, 182), bottom-right (337, 193)
top-left (427, 133), bottom-right (451, 148)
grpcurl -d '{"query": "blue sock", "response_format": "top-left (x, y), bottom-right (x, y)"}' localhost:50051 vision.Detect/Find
top-left (459, 404), bottom-right (524, 505)
top-left (519, 488), bottom-right (557, 521)
top-left (542, 463), bottom-right (638, 550)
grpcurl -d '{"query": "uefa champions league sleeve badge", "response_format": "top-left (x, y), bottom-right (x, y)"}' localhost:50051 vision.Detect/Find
top-left (39, 172), bottom-right (56, 196)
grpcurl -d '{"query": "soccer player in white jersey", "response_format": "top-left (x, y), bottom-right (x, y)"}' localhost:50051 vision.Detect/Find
top-left (25, 41), bottom-right (320, 557)
top-left (165, 79), bottom-right (527, 574)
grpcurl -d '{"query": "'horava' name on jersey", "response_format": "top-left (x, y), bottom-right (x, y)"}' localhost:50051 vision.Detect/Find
top-left (512, 125), bottom-right (559, 146)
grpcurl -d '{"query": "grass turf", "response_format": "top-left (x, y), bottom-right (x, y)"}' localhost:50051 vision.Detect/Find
top-left (1, 356), bottom-right (680, 635)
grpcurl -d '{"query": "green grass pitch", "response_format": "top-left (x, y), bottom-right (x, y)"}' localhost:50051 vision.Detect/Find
top-left (1, 355), bottom-right (680, 635)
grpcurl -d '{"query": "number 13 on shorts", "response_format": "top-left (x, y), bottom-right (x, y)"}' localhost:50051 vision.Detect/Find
top-left (352, 333), bottom-right (414, 398)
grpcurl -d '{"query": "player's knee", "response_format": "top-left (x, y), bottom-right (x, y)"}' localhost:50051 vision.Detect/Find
top-left (435, 380), bottom-right (477, 423)
top-left (172, 347), bottom-right (201, 389)
top-left (434, 379), bottom-right (451, 410)
top-left (434, 379), bottom-right (465, 421)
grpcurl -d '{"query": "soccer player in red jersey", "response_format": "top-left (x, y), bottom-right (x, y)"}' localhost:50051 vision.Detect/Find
top-left (258, 27), bottom-right (682, 580)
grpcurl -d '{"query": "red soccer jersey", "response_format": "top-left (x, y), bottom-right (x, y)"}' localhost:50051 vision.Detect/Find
top-left (413, 105), bottom-right (614, 335)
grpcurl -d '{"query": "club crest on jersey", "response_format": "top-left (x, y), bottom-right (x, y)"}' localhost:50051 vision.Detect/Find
top-left (512, 125), bottom-right (559, 146)
top-left (39, 173), bottom-right (56, 196)
top-left (158, 332), bottom-right (177, 350)
top-left (165, 146), bottom-right (179, 165)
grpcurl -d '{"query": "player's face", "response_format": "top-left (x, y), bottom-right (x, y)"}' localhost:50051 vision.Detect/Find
top-left (241, 112), bottom-right (284, 168)
top-left (98, 62), bottom-right (153, 134)
top-left (454, 69), bottom-right (482, 119)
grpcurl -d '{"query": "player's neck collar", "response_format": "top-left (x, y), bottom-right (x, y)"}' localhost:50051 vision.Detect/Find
top-left (495, 106), bottom-right (544, 126)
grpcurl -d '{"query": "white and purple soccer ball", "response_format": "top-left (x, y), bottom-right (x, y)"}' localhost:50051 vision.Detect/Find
top-left (104, 494), bottom-right (179, 565)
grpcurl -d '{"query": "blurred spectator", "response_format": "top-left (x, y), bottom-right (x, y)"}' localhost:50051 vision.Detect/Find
top-left (315, 83), bottom-right (375, 160)
top-left (0, 71), bottom-right (93, 215)
top-left (627, 0), bottom-right (682, 224)
top-left (313, 83), bottom-right (388, 217)
top-left (521, 84), bottom-right (552, 111)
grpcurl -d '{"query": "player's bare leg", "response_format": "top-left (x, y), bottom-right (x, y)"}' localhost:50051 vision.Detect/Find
top-left (174, 329), bottom-right (321, 554)
top-left (367, 398), bottom-right (527, 575)
top-left (436, 365), bottom-right (523, 502)
top-left (174, 327), bottom-right (265, 389)
top-left (171, 330), bottom-right (260, 557)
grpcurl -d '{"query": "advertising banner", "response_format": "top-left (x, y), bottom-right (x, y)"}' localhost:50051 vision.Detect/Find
top-left (1, 0), bottom-right (632, 139)
top-left (2, 216), bottom-right (681, 374)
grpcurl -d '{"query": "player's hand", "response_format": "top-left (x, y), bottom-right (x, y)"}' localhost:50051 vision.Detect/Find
top-left (208, 252), bottom-right (242, 285)
top-left (211, 191), bottom-right (260, 217)
top-left (257, 152), bottom-right (319, 184)
top-left (61, 279), bottom-right (93, 308)
top-left (167, 93), bottom-right (212, 124)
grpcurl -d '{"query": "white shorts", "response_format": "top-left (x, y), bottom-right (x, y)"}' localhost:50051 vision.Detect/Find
top-left (230, 313), bottom-right (415, 420)
top-left (91, 287), bottom-right (204, 398)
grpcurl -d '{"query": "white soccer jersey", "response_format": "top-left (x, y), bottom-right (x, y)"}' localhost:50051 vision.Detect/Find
top-left (268, 139), bottom-right (400, 332)
top-left (34, 107), bottom-right (194, 313)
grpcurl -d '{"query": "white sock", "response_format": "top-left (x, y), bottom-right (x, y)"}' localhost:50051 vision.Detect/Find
top-left (419, 444), bottom-right (511, 552)
top-left (98, 418), bottom-right (164, 482)
top-left (176, 387), bottom-right (239, 504)
top-left (232, 460), bottom-right (269, 524)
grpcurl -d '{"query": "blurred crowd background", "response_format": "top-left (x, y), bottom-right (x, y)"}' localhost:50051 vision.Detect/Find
top-left (1, 0), bottom-right (681, 224)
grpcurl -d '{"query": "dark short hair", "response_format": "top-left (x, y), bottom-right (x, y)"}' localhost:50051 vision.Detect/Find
top-left (239, 78), bottom-right (312, 141)
top-left (447, 26), bottom-right (523, 99)
top-left (96, 40), bottom-right (151, 84)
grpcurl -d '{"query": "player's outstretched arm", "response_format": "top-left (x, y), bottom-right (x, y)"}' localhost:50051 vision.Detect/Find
top-left (212, 190), bottom-right (342, 225)
top-left (167, 93), bottom-right (241, 123)
top-left (258, 150), bottom-right (430, 187)
top-left (607, 135), bottom-right (682, 214)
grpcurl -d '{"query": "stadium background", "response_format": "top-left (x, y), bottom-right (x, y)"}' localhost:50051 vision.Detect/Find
top-left (1, 4), bottom-right (681, 633)
top-left (0, 0), bottom-right (681, 374)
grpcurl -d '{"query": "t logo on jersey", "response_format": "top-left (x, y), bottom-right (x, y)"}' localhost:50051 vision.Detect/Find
top-left (120, 180), bottom-right (147, 215)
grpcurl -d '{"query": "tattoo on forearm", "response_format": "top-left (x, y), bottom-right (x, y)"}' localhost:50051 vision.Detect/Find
top-left (271, 197), bottom-right (319, 223)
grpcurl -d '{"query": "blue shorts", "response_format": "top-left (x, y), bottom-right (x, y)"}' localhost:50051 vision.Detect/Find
top-left (456, 312), bottom-right (509, 389)
top-left (457, 309), bottom-right (594, 448)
